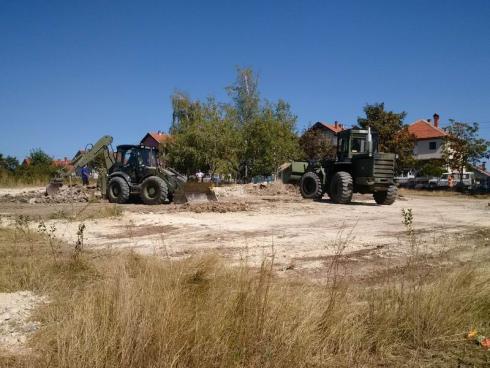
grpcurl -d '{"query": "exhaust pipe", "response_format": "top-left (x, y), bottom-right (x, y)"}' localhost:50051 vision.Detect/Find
top-left (367, 127), bottom-right (373, 156)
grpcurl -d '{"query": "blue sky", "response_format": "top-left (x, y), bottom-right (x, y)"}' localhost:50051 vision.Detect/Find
top-left (1, 0), bottom-right (489, 160)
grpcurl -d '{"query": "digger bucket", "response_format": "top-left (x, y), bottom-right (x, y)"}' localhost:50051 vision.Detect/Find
top-left (46, 180), bottom-right (63, 196)
top-left (172, 182), bottom-right (218, 204)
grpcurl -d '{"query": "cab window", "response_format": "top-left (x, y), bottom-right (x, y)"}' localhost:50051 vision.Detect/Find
top-left (351, 138), bottom-right (366, 153)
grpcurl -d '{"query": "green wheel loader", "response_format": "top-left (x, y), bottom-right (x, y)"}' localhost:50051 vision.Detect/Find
top-left (283, 128), bottom-right (397, 205)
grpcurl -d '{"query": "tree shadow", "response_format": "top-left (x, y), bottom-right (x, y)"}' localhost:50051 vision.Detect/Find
top-left (315, 198), bottom-right (378, 206)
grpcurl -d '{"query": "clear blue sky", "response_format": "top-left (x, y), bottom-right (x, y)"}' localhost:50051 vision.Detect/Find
top-left (1, 0), bottom-right (489, 160)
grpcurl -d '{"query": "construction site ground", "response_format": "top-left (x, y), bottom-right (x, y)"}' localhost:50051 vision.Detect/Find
top-left (0, 184), bottom-right (489, 281)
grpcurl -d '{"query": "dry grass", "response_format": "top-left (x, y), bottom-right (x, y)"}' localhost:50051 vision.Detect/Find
top-left (0, 223), bottom-right (489, 367)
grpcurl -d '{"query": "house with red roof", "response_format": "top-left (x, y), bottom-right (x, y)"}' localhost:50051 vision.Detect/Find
top-left (310, 121), bottom-right (346, 145)
top-left (408, 113), bottom-right (447, 160)
top-left (140, 131), bottom-right (171, 149)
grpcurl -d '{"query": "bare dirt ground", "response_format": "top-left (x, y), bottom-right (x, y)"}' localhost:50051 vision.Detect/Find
top-left (1, 184), bottom-right (489, 280)
top-left (0, 291), bottom-right (45, 353)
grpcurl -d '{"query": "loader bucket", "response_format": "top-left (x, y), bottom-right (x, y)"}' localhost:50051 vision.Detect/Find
top-left (172, 182), bottom-right (218, 204)
top-left (46, 181), bottom-right (63, 196)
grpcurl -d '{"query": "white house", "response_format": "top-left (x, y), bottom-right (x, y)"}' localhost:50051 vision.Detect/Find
top-left (408, 113), bottom-right (447, 160)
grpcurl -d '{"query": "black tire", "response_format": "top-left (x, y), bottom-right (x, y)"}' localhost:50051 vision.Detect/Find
top-left (373, 185), bottom-right (397, 205)
top-left (107, 177), bottom-right (130, 204)
top-left (329, 171), bottom-right (353, 204)
top-left (140, 176), bottom-right (168, 205)
top-left (299, 171), bottom-right (323, 200)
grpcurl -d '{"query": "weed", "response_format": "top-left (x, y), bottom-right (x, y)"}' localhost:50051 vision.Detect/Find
top-left (73, 223), bottom-right (86, 261)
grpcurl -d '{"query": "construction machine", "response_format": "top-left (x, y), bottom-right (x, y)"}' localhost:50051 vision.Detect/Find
top-left (282, 127), bottom-right (397, 205)
top-left (47, 135), bottom-right (217, 204)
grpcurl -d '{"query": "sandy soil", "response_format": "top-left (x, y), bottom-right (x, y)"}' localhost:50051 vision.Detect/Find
top-left (0, 291), bottom-right (45, 353)
top-left (1, 185), bottom-right (488, 278)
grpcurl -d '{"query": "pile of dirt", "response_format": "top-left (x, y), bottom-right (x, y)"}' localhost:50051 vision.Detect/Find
top-left (0, 185), bottom-right (102, 204)
top-left (246, 182), bottom-right (298, 196)
top-left (180, 201), bottom-right (250, 213)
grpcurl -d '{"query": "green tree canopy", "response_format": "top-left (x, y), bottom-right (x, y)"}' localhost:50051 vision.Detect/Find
top-left (443, 121), bottom-right (490, 183)
top-left (358, 102), bottom-right (415, 170)
top-left (168, 68), bottom-right (300, 179)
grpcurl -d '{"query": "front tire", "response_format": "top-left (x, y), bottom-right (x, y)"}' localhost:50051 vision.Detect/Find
top-left (373, 185), bottom-right (397, 205)
top-left (330, 171), bottom-right (353, 204)
top-left (299, 171), bottom-right (323, 200)
top-left (107, 177), bottom-right (130, 204)
top-left (140, 176), bottom-right (168, 205)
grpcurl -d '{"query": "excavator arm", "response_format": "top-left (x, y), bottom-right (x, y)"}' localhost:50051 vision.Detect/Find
top-left (71, 135), bottom-right (115, 171)
top-left (46, 135), bottom-right (115, 195)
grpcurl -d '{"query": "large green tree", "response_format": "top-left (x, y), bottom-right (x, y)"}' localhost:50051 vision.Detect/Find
top-left (443, 121), bottom-right (489, 184)
top-left (168, 93), bottom-right (241, 176)
top-left (358, 103), bottom-right (415, 170)
top-left (226, 68), bottom-right (300, 177)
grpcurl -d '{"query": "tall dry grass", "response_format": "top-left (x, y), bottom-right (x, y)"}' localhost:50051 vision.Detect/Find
top-left (1, 222), bottom-right (489, 367)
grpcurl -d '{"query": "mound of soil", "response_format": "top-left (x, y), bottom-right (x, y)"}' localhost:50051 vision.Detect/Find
top-left (181, 201), bottom-right (250, 213)
top-left (0, 185), bottom-right (102, 204)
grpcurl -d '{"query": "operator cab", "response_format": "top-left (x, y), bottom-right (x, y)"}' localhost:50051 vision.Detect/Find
top-left (336, 128), bottom-right (379, 160)
top-left (115, 145), bottom-right (158, 168)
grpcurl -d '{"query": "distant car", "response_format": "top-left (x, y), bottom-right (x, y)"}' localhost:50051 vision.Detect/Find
top-left (428, 172), bottom-right (475, 189)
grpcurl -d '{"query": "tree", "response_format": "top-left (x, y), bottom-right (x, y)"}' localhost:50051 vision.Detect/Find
top-left (0, 154), bottom-right (19, 172)
top-left (225, 67), bottom-right (260, 126)
top-left (29, 148), bottom-right (53, 166)
top-left (168, 94), bottom-right (241, 176)
top-left (443, 121), bottom-right (490, 184)
top-left (241, 101), bottom-right (300, 177)
top-left (299, 128), bottom-right (336, 160)
top-left (226, 68), bottom-right (300, 178)
top-left (358, 103), bottom-right (416, 170)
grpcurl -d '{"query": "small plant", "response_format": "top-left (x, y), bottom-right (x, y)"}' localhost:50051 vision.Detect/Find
top-left (74, 223), bottom-right (86, 261)
top-left (37, 219), bottom-right (59, 260)
top-left (15, 215), bottom-right (31, 235)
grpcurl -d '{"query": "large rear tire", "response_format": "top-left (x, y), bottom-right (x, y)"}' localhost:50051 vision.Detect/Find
top-left (107, 177), bottom-right (130, 204)
top-left (140, 176), bottom-right (168, 205)
top-left (299, 171), bottom-right (323, 200)
top-left (373, 185), bottom-right (397, 205)
top-left (330, 171), bottom-right (353, 204)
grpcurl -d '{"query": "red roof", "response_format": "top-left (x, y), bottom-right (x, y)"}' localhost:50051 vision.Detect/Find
top-left (408, 120), bottom-right (447, 140)
top-left (313, 121), bottom-right (345, 133)
top-left (147, 132), bottom-right (170, 144)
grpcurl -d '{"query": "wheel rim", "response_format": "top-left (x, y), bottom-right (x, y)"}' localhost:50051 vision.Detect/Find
top-left (303, 178), bottom-right (316, 195)
top-left (146, 185), bottom-right (157, 198)
top-left (112, 184), bottom-right (120, 197)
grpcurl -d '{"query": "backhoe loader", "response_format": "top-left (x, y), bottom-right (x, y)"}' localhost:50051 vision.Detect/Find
top-left (47, 135), bottom-right (216, 205)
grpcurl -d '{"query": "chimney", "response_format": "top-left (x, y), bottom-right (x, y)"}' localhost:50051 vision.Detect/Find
top-left (433, 113), bottom-right (440, 128)
top-left (334, 121), bottom-right (338, 129)
top-left (482, 162), bottom-right (486, 171)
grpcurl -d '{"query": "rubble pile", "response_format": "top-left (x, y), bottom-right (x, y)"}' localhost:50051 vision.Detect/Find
top-left (0, 185), bottom-right (102, 204)
top-left (246, 182), bottom-right (299, 196)
top-left (181, 201), bottom-right (249, 213)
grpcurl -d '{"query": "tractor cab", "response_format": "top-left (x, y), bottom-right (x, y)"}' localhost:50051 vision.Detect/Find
top-left (115, 145), bottom-right (158, 168)
top-left (111, 145), bottom-right (160, 183)
top-left (336, 128), bottom-right (379, 161)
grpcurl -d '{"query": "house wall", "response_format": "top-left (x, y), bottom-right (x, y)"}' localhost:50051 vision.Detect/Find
top-left (141, 136), bottom-right (158, 149)
top-left (313, 128), bottom-right (337, 145)
top-left (413, 138), bottom-right (445, 160)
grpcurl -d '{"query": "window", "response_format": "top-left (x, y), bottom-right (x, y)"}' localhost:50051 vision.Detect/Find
top-left (351, 137), bottom-right (366, 153)
top-left (429, 141), bottom-right (437, 150)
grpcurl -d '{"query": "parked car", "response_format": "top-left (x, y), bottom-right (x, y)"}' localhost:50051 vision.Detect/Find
top-left (428, 172), bottom-right (475, 189)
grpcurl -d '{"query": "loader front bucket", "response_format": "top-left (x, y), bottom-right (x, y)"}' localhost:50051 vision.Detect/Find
top-left (46, 179), bottom-right (63, 196)
top-left (172, 182), bottom-right (218, 204)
